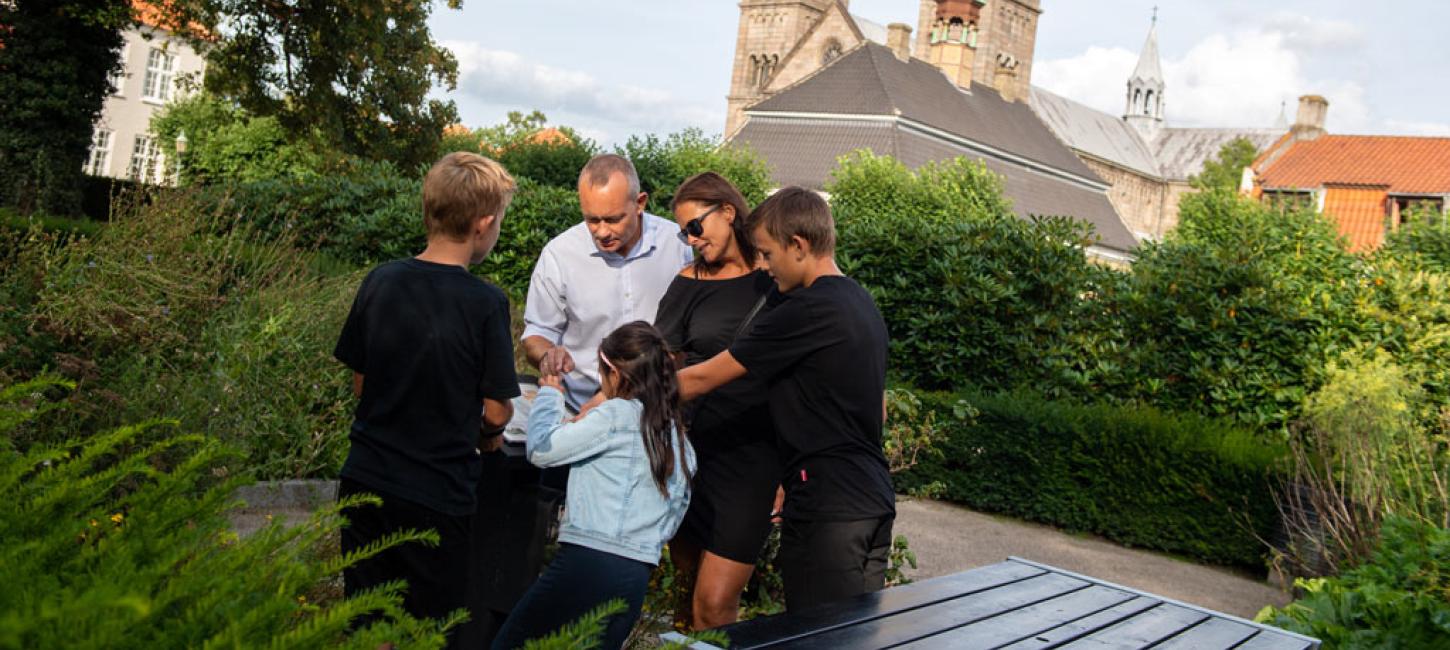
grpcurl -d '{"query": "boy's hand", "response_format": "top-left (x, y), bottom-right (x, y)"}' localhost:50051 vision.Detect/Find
top-left (539, 346), bottom-right (575, 377)
top-left (539, 374), bottom-right (564, 392)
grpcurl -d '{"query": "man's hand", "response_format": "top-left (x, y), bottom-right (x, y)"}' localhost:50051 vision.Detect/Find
top-left (479, 435), bottom-right (504, 453)
top-left (539, 345), bottom-right (575, 377)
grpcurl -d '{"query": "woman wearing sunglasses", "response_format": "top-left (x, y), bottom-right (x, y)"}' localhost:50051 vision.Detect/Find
top-left (653, 172), bottom-right (781, 631)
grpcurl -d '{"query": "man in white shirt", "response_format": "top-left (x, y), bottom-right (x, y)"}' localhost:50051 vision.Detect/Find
top-left (521, 154), bottom-right (694, 410)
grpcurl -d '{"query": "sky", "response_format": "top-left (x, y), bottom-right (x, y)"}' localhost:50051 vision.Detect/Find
top-left (427, 1), bottom-right (1450, 147)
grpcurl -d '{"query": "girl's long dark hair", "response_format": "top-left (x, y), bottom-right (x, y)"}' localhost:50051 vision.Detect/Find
top-left (599, 321), bottom-right (693, 497)
top-left (671, 172), bottom-right (757, 274)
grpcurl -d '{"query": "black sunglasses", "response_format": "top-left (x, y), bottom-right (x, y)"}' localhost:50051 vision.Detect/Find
top-left (677, 204), bottom-right (722, 244)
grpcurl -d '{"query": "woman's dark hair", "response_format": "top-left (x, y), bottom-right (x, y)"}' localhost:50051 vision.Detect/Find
top-left (598, 321), bottom-right (693, 497)
top-left (670, 172), bottom-right (757, 273)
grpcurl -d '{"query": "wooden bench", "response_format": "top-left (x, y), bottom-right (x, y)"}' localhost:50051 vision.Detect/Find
top-left (664, 557), bottom-right (1319, 649)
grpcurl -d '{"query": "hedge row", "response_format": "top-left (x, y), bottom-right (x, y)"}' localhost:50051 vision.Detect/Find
top-left (895, 390), bottom-right (1287, 568)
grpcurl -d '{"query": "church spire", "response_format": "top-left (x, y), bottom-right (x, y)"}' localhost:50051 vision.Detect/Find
top-left (1124, 10), bottom-right (1165, 140)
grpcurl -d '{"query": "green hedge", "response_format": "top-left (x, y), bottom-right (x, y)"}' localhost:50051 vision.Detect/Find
top-left (895, 389), bottom-right (1287, 568)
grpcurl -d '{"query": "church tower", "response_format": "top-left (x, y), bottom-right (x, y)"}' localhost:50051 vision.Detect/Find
top-left (916, 0), bottom-right (1039, 99)
top-left (726, 0), bottom-right (835, 137)
top-left (921, 0), bottom-right (984, 89)
top-left (1124, 13), bottom-right (1165, 140)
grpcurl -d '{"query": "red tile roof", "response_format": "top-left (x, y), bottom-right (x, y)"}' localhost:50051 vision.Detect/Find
top-left (1322, 185), bottom-right (1389, 253)
top-left (1256, 135), bottom-right (1450, 195)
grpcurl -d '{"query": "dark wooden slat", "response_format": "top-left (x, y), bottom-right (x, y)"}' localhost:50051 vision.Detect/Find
top-left (759, 572), bottom-right (1090, 649)
top-left (1154, 617), bottom-right (1258, 649)
top-left (1232, 632), bottom-right (1316, 650)
top-left (1055, 603), bottom-right (1209, 649)
top-left (893, 585), bottom-right (1137, 649)
top-left (721, 561), bottom-right (1046, 649)
top-left (995, 597), bottom-right (1162, 650)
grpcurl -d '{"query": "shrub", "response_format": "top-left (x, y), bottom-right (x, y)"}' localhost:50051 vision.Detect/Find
top-left (1275, 353), bottom-right (1450, 578)
top-left (150, 93), bottom-right (328, 186)
top-left (1379, 212), bottom-right (1450, 274)
top-left (895, 389), bottom-right (1287, 568)
top-left (1258, 516), bottom-right (1450, 648)
top-left (0, 378), bottom-right (457, 648)
top-left (619, 129), bottom-right (774, 213)
top-left (828, 152), bottom-right (1109, 393)
top-left (1113, 190), bottom-right (1363, 428)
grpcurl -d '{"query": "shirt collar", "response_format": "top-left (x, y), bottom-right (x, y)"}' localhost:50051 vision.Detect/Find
top-left (591, 212), bottom-right (660, 261)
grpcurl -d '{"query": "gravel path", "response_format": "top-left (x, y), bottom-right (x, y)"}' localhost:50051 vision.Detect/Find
top-left (892, 496), bottom-right (1291, 619)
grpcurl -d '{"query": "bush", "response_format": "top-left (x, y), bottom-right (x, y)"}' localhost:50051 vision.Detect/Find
top-left (0, 378), bottom-right (457, 648)
top-left (828, 152), bottom-right (1109, 393)
top-left (619, 129), bottom-right (774, 213)
top-left (151, 93), bottom-right (328, 186)
top-left (1379, 209), bottom-right (1450, 273)
top-left (895, 389), bottom-right (1287, 568)
top-left (1276, 352), bottom-right (1450, 578)
top-left (1259, 516), bottom-right (1450, 648)
top-left (1112, 190), bottom-right (1363, 428)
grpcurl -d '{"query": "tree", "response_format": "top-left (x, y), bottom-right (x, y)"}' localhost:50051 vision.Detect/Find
top-left (1189, 137), bottom-right (1259, 192)
top-left (0, 0), bottom-right (129, 216)
top-left (201, 0), bottom-right (464, 169)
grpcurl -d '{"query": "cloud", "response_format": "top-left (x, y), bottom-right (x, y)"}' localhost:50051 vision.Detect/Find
top-left (1034, 27), bottom-right (1373, 133)
top-left (442, 41), bottom-right (724, 144)
top-left (1260, 11), bottom-right (1366, 52)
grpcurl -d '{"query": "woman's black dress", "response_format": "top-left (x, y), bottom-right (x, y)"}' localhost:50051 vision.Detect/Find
top-left (654, 269), bottom-right (781, 564)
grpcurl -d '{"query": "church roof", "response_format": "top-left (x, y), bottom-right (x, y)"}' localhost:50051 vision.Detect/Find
top-left (851, 14), bottom-right (889, 44)
top-left (732, 116), bottom-right (1138, 255)
top-left (1153, 127), bottom-right (1284, 181)
top-left (750, 43), bottom-right (1101, 180)
top-left (1029, 86), bottom-right (1161, 177)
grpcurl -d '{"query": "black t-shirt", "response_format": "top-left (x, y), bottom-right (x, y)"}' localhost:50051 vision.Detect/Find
top-left (729, 275), bottom-right (894, 522)
top-left (333, 258), bottom-right (520, 516)
top-left (654, 269), bottom-right (777, 453)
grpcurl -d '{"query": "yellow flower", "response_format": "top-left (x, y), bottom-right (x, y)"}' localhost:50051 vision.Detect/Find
top-left (297, 595), bottom-right (307, 604)
top-left (110, 513), bottom-right (124, 524)
top-left (89, 519), bottom-right (99, 528)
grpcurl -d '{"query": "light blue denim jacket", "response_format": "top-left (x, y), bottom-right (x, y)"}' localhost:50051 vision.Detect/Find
top-left (526, 386), bottom-right (695, 565)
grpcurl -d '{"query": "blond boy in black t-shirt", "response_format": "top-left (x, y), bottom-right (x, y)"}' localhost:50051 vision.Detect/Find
top-left (333, 152), bottom-right (520, 647)
top-left (679, 187), bottom-right (894, 612)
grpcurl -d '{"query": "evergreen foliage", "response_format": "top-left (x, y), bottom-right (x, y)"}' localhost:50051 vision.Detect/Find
top-left (0, 0), bottom-right (128, 216)
top-left (0, 377), bottom-right (458, 649)
top-left (894, 389), bottom-right (1286, 568)
top-left (1188, 136), bottom-right (1259, 192)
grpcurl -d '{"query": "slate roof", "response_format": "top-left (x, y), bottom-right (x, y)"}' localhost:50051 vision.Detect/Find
top-left (1029, 87), bottom-right (1161, 177)
top-left (751, 43), bottom-right (1102, 181)
top-left (851, 14), bottom-right (888, 44)
top-left (1153, 127), bottom-right (1285, 181)
top-left (734, 115), bottom-right (1139, 254)
top-left (1256, 135), bottom-right (1450, 194)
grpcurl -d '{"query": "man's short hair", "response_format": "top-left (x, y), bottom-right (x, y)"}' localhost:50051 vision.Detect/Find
top-left (747, 186), bottom-right (836, 256)
top-left (578, 153), bottom-right (641, 197)
top-left (423, 152), bottom-right (517, 240)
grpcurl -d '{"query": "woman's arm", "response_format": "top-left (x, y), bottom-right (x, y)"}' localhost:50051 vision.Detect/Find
top-left (526, 385), bottom-right (616, 467)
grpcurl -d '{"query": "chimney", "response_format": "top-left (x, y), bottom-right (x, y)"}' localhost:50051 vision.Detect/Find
top-left (887, 23), bottom-right (913, 61)
top-left (993, 56), bottom-right (1019, 102)
top-left (1292, 94), bottom-right (1328, 140)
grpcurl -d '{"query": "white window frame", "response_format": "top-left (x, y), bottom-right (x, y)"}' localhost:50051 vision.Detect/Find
top-left (142, 47), bottom-right (177, 104)
top-left (127, 135), bottom-right (165, 184)
top-left (110, 44), bottom-right (130, 97)
top-left (86, 129), bottom-right (114, 176)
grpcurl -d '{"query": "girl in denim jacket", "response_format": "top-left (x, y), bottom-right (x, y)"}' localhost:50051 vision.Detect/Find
top-left (492, 321), bottom-right (696, 650)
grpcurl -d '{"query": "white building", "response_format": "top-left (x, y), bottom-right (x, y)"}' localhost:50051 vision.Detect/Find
top-left (86, 14), bottom-right (205, 185)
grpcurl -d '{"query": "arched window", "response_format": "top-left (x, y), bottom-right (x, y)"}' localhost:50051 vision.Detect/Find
top-left (1144, 90), bottom-right (1155, 116)
top-left (947, 17), bottom-right (964, 42)
top-left (748, 55), bottom-right (760, 86)
top-left (1133, 89), bottom-right (1142, 113)
top-left (822, 39), bottom-right (843, 65)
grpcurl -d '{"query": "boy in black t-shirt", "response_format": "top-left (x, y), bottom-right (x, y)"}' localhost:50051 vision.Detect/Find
top-left (679, 187), bottom-right (894, 612)
top-left (333, 152), bottom-right (521, 646)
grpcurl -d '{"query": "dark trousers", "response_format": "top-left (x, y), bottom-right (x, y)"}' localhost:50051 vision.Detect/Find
top-left (490, 543), bottom-right (652, 650)
top-left (777, 516), bottom-right (894, 611)
top-left (339, 477), bottom-right (475, 649)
